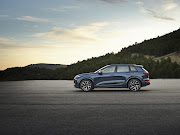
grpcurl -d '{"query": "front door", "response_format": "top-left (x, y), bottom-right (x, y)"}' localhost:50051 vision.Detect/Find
top-left (94, 65), bottom-right (116, 87)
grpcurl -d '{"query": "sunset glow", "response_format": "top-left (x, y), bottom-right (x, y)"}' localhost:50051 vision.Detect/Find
top-left (0, 0), bottom-right (180, 70)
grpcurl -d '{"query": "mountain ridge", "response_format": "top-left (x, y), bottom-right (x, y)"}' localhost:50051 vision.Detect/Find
top-left (26, 63), bottom-right (67, 70)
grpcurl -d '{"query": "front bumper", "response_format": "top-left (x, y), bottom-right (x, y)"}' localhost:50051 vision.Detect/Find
top-left (74, 79), bottom-right (79, 88)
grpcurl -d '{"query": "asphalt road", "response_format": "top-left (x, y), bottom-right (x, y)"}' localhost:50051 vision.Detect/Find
top-left (0, 79), bottom-right (180, 135)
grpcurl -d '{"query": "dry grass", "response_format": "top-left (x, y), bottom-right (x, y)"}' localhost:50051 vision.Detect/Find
top-left (131, 52), bottom-right (180, 64)
top-left (154, 52), bottom-right (180, 64)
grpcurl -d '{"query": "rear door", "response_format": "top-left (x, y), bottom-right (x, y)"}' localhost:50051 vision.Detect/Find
top-left (113, 65), bottom-right (130, 86)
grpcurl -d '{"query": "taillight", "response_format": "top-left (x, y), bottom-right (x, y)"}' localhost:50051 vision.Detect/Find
top-left (144, 72), bottom-right (149, 75)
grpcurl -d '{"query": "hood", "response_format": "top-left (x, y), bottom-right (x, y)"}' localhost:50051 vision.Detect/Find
top-left (78, 72), bottom-right (96, 77)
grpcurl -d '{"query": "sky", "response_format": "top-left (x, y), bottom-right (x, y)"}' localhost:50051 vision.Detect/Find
top-left (0, 0), bottom-right (180, 70)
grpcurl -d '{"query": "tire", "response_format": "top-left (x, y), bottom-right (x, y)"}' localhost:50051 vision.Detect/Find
top-left (128, 79), bottom-right (141, 92)
top-left (80, 80), bottom-right (93, 92)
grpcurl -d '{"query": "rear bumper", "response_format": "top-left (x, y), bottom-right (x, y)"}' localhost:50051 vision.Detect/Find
top-left (142, 81), bottom-right (150, 87)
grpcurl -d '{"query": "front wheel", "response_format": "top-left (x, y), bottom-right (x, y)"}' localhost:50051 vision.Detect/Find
top-left (80, 80), bottom-right (93, 92)
top-left (128, 79), bottom-right (141, 92)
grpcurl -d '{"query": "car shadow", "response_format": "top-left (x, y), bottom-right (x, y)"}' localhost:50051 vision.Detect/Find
top-left (74, 89), bottom-right (151, 92)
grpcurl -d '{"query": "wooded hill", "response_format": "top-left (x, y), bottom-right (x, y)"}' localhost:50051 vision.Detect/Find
top-left (0, 28), bottom-right (180, 81)
top-left (26, 63), bottom-right (67, 70)
top-left (121, 29), bottom-right (180, 56)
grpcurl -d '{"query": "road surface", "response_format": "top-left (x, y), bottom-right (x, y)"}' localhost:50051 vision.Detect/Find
top-left (0, 79), bottom-right (180, 135)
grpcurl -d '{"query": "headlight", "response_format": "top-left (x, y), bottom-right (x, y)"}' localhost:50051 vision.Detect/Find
top-left (74, 75), bottom-right (80, 79)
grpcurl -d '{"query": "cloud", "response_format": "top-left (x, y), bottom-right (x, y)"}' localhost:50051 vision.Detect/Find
top-left (142, 8), bottom-right (175, 21)
top-left (100, 0), bottom-right (127, 4)
top-left (76, 0), bottom-right (127, 5)
top-left (162, 1), bottom-right (178, 11)
top-left (153, 15), bottom-right (175, 21)
top-left (0, 37), bottom-right (21, 48)
top-left (135, 1), bottom-right (143, 6)
top-left (136, 0), bottom-right (178, 21)
top-left (0, 15), bottom-right (8, 17)
top-left (33, 25), bottom-right (39, 28)
top-left (62, 6), bottom-right (79, 9)
top-left (46, 8), bottom-right (64, 12)
top-left (0, 22), bottom-right (121, 49)
top-left (0, 36), bottom-right (47, 49)
top-left (90, 22), bottom-right (109, 27)
top-left (33, 22), bottom-right (109, 42)
top-left (0, 37), bottom-right (10, 42)
top-left (45, 5), bottom-right (79, 12)
top-left (16, 16), bottom-right (49, 22)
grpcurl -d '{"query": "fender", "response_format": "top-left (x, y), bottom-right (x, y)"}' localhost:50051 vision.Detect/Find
top-left (126, 76), bottom-right (142, 83)
top-left (78, 77), bottom-right (94, 86)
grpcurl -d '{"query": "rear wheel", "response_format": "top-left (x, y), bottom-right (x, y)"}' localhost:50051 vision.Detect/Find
top-left (128, 79), bottom-right (141, 92)
top-left (80, 80), bottom-right (93, 92)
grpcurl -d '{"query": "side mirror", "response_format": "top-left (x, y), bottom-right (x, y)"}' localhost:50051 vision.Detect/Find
top-left (98, 70), bottom-right (102, 75)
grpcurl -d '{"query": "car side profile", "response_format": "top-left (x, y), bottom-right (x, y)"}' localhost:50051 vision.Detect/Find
top-left (74, 64), bottom-right (150, 92)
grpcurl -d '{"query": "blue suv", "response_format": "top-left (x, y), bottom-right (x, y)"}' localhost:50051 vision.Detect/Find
top-left (74, 64), bottom-right (150, 92)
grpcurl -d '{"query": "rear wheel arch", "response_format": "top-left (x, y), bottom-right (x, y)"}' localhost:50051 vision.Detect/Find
top-left (127, 78), bottom-right (142, 91)
top-left (127, 78), bottom-right (142, 87)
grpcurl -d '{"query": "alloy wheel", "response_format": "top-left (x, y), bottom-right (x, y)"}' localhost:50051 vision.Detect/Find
top-left (80, 80), bottom-right (93, 92)
top-left (128, 79), bottom-right (141, 91)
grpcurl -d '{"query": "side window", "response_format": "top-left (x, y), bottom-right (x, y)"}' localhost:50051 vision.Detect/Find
top-left (117, 66), bottom-right (129, 72)
top-left (130, 66), bottom-right (137, 72)
top-left (101, 66), bottom-right (116, 73)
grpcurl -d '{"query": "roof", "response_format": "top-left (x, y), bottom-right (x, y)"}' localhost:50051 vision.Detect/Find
top-left (110, 64), bottom-right (136, 66)
top-left (110, 64), bottom-right (143, 67)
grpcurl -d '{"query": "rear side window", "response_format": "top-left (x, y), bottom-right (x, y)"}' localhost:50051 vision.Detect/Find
top-left (135, 66), bottom-right (144, 72)
top-left (130, 66), bottom-right (137, 72)
top-left (117, 66), bottom-right (129, 72)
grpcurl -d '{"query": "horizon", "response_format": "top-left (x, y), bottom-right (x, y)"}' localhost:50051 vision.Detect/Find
top-left (1, 0), bottom-right (180, 70)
